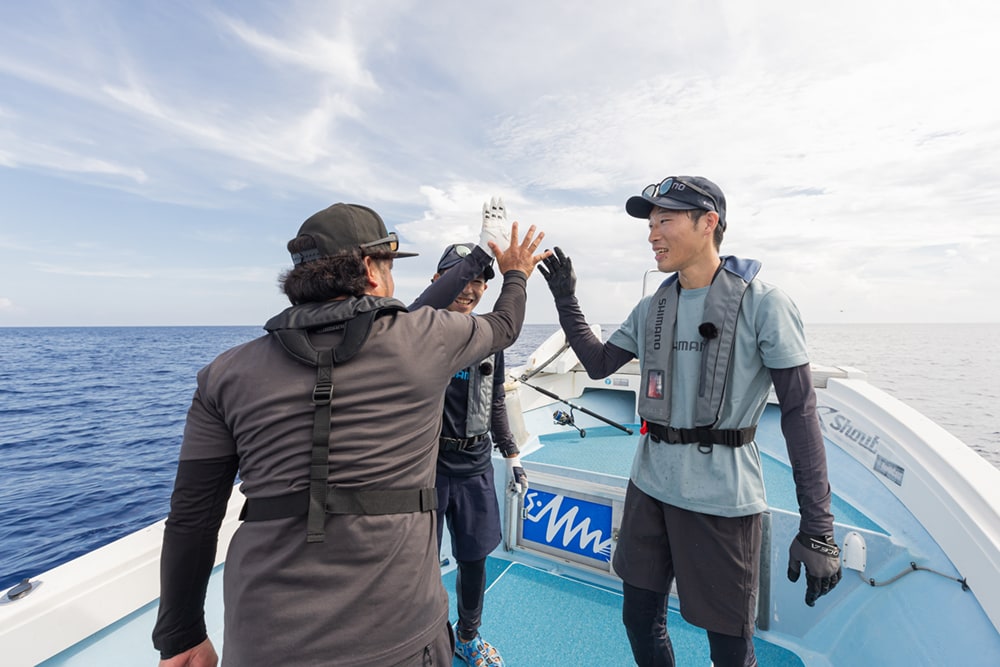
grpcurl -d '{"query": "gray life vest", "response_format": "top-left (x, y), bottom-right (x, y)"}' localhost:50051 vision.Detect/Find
top-left (463, 357), bottom-right (495, 438)
top-left (638, 256), bottom-right (761, 449)
top-left (239, 297), bottom-right (437, 543)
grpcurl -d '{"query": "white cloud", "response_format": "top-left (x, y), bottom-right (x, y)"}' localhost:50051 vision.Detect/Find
top-left (0, 1), bottom-right (997, 325)
top-left (219, 13), bottom-right (378, 88)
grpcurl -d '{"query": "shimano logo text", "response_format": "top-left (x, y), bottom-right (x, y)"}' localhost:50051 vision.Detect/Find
top-left (652, 298), bottom-right (667, 350)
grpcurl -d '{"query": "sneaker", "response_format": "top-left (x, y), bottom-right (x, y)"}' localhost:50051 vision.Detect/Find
top-left (454, 632), bottom-right (505, 667)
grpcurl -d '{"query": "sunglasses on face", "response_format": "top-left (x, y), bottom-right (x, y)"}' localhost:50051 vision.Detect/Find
top-left (642, 177), bottom-right (719, 213)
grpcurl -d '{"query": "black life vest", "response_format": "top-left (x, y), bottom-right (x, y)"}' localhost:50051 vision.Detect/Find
top-left (239, 297), bottom-right (437, 543)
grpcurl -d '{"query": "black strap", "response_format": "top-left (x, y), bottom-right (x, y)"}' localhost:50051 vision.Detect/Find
top-left (270, 309), bottom-right (386, 543)
top-left (644, 420), bottom-right (756, 448)
top-left (240, 487), bottom-right (438, 521)
top-left (307, 348), bottom-right (333, 542)
top-left (439, 435), bottom-right (487, 452)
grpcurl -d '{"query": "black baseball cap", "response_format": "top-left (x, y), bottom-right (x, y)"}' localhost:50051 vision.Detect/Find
top-left (436, 243), bottom-right (495, 281)
top-left (625, 176), bottom-right (727, 230)
top-left (289, 203), bottom-right (418, 265)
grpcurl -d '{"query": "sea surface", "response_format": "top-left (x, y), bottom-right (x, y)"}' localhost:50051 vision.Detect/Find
top-left (1, 323), bottom-right (998, 593)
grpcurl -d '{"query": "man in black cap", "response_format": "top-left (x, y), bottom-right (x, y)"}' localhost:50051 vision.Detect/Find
top-left (538, 176), bottom-right (841, 667)
top-left (152, 202), bottom-right (548, 667)
top-left (406, 200), bottom-right (526, 667)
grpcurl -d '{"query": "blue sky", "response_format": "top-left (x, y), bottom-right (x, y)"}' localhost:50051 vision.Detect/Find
top-left (1, 1), bottom-right (998, 327)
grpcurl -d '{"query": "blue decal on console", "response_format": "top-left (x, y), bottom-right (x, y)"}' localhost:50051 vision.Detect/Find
top-left (522, 489), bottom-right (613, 562)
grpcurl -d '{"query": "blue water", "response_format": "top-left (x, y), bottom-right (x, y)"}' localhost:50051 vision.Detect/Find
top-left (0, 326), bottom-right (261, 591)
top-left (1, 323), bottom-right (998, 593)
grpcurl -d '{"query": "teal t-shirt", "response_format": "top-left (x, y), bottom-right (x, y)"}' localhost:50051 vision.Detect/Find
top-left (608, 279), bottom-right (809, 517)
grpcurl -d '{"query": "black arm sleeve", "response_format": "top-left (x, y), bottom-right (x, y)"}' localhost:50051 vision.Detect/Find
top-left (490, 351), bottom-right (519, 456)
top-left (770, 364), bottom-right (835, 535)
top-left (409, 246), bottom-right (494, 310)
top-left (478, 271), bottom-right (528, 354)
top-left (554, 294), bottom-right (635, 379)
top-left (152, 455), bottom-right (238, 659)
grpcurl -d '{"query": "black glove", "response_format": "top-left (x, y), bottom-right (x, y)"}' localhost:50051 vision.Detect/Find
top-left (537, 246), bottom-right (576, 299)
top-left (787, 532), bottom-right (842, 607)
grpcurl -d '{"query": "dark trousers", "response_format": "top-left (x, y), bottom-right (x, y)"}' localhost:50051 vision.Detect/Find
top-left (455, 557), bottom-right (487, 641)
top-left (622, 582), bottom-right (757, 667)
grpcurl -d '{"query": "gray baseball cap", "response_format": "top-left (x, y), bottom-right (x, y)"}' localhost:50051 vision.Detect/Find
top-left (625, 176), bottom-right (727, 230)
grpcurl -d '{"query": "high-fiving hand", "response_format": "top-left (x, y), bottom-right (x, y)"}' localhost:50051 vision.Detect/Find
top-left (479, 197), bottom-right (511, 259)
top-left (538, 246), bottom-right (576, 299)
top-left (491, 221), bottom-right (549, 278)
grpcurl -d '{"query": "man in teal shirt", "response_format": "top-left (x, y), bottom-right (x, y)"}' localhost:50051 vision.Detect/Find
top-left (538, 176), bottom-right (842, 667)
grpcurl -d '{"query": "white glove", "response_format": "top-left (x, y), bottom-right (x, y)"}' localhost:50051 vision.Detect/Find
top-left (479, 196), bottom-right (511, 258)
top-left (506, 454), bottom-right (528, 495)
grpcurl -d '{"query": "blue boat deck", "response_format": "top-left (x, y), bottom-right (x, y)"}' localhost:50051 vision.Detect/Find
top-left (42, 417), bottom-right (816, 666)
top-left (435, 414), bottom-right (818, 666)
top-left (43, 556), bottom-right (803, 667)
top-left (43, 406), bottom-right (995, 666)
top-left (441, 558), bottom-right (803, 666)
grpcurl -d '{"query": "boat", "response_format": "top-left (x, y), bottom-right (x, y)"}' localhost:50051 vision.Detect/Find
top-left (3, 273), bottom-right (1000, 666)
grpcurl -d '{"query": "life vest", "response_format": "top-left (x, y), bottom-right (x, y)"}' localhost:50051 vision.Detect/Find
top-left (464, 357), bottom-right (495, 437)
top-left (239, 297), bottom-right (437, 543)
top-left (638, 256), bottom-right (761, 450)
top-left (438, 356), bottom-right (496, 452)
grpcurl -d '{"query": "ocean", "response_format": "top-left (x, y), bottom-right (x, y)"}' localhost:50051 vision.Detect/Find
top-left (1, 323), bottom-right (998, 593)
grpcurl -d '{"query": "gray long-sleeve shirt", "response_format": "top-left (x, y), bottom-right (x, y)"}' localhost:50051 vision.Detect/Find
top-left (153, 271), bottom-right (528, 665)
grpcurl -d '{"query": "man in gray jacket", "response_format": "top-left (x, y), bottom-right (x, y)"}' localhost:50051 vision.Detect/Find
top-left (153, 202), bottom-right (547, 666)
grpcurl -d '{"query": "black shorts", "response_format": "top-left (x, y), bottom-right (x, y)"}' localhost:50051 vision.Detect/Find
top-left (612, 480), bottom-right (762, 638)
top-left (436, 470), bottom-right (502, 561)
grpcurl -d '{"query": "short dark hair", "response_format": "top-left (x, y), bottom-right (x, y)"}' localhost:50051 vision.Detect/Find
top-left (689, 209), bottom-right (724, 250)
top-left (279, 235), bottom-right (392, 304)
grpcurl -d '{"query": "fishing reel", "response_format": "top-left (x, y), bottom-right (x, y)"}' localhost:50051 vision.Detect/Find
top-left (553, 409), bottom-right (586, 438)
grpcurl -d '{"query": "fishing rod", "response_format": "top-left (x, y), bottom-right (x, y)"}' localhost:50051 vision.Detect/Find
top-left (519, 341), bottom-right (570, 382)
top-left (516, 374), bottom-right (634, 438)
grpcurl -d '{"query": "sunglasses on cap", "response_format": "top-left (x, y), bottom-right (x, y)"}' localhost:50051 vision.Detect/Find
top-left (642, 177), bottom-right (720, 213)
top-left (359, 232), bottom-right (400, 253)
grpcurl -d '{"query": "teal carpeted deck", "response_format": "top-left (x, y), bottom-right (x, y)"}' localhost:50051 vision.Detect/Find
top-left (441, 558), bottom-right (804, 666)
top-left (434, 408), bottom-right (885, 665)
